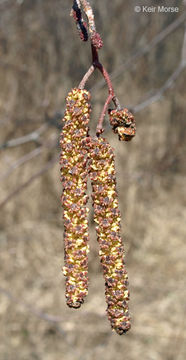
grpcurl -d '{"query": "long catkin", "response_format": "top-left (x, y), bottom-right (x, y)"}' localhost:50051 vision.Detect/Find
top-left (88, 136), bottom-right (131, 334)
top-left (60, 88), bottom-right (91, 308)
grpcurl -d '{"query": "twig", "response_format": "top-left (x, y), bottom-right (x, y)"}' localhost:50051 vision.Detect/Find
top-left (0, 124), bottom-right (48, 150)
top-left (0, 286), bottom-right (64, 324)
top-left (78, 39), bottom-right (121, 132)
top-left (0, 155), bottom-right (58, 209)
top-left (132, 44), bottom-right (186, 114)
top-left (73, 0), bottom-right (116, 132)
top-left (132, 64), bottom-right (186, 113)
top-left (96, 94), bottom-right (113, 135)
top-left (0, 147), bottom-right (43, 181)
top-left (91, 45), bottom-right (121, 133)
top-left (181, 23), bottom-right (186, 65)
top-left (91, 12), bottom-right (186, 92)
top-left (0, 138), bottom-right (57, 182)
top-left (78, 64), bottom-right (95, 89)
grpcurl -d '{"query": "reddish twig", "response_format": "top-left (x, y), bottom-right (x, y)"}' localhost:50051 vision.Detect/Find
top-left (90, 12), bottom-right (186, 93)
top-left (73, 0), bottom-right (121, 134)
top-left (96, 94), bottom-right (113, 135)
top-left (91, 44), bottom-right (121, 133)
top-left (78, 64), bottom-right (95, 89)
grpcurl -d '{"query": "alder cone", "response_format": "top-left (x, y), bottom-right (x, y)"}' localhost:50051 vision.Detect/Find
top-left (88, 136), bottom-right (131, 334)
top-left (108, 108), bottom-right (136, 141)
top-left (60, 88), bottom-right (91, 308)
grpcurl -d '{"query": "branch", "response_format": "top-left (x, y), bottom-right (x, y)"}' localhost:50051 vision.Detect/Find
top-left (0, 147), bottom-right (43, 181)
top-left (91, 12), bottom-right (186, 92)
top-left (96, 94), bottom-right (113, 134)
top-left (78, 64), bottom-right (95, 89)
top-left (0, 138), bottom-right (57, 182)
top-left (181, 24), bottom-right (186, 66)
top-left (0, 286), bottom-right (64, 324)
top-left (0, 124), bottom-right (48, 150)
top-left (131, 25), bottom-right (186, 114)
top-left (132, 62), bottom-right (186, 113)
top-left (0, 155), bottom-right (58, 209)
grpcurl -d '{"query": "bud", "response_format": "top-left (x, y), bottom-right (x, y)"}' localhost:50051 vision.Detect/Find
top-left (91, 31), bottom-right (103, 49)
top-left (88, 136), bottom-right (131, 334)
top-left (60, 88), bottom-right (91, 308)
top-left (108, 108), bottom-right (136, 141)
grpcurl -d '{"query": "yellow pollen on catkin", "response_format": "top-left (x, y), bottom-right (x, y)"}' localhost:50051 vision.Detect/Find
top-left (89, 136), bottom-right (131, 335)
top-left (60, 88), bottom-right (91, 309)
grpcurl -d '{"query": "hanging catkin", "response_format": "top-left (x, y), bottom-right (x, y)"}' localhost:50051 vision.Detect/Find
top-left (88, 136), bottom-right (131, 334)
top-left (60, 88), bottom-right (91, 308)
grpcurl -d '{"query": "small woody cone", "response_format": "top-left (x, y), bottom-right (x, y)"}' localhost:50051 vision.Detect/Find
top-left (108, 108), bottom-right (136, 141)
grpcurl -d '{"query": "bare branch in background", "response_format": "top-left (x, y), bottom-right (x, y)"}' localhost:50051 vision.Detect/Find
top-left (181, 25), bottom-right (186, 65)
top-left (131, 20), bottom-right (186, 113)
top-left (1, 285), bottom-right (186, 341)
top-left (0, 147), bottom-right (44, 181)
top-left (0, 124), bottom-right (48, 150)
top-left (0, 286), bottom-right (64, 323)
top-left (132, 62), bottom-right (186, 113)
top-left (91, 12), bottom-right (186, 92)
top-left (0, 138), bottom-right (57, 182)
top-left (0, 155), bottom-right (58, 209)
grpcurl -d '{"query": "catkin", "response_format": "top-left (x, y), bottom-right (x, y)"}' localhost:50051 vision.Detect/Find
top-left (108, 108), bottom-right (136, 141)
top-left (88, 136), bottom-right (131, 334)
top-left (60, 88), bottom-right (91, 308)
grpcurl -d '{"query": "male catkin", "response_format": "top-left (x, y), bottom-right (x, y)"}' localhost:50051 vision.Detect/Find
top-left (60, 88), bottom-right (91, 308)
top-left (88, 136), bottom-right (131, 334)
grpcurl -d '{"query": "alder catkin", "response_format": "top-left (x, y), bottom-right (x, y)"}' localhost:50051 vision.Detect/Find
top-left (108, 108), bottom-right (136, 141)
top-left (88, 136), bottom-right (131, 334)
top-left (60, 88), bottom-right (91, 308)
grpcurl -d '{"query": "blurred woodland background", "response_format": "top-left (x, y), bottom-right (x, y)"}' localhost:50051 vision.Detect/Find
top-left (0, 0), bottom-right (186, 359)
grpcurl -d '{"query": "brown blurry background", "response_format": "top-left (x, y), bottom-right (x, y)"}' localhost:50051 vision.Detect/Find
top-left (0, 0), bottom-right (186, 359)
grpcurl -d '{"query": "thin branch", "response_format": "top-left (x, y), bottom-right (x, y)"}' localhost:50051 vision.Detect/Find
top-left (90, 44), bottom-right (121, 132)
top-left (96, 94), bottom-right (113, 135)
top-left (0, 147), bottom-right (43, 181)
top-left (0, 155), bottom-right (58, 209)
top-left (132, 64), bottom-right (186, 113)
top-left (91, 12), bottom-right (186, 92)
top-left (0, 286), bottom-right (64, 323)
top-left (181, 24), bottom-right (186, 65)
top-left (132, 49), bottom-right (186, 113)
top-left (0, 124), bottom-right (48, 150)
top-left (0, 138), bottom-right (57, 182)
top-left (2, 285), bottom-right (186, 341)
top-left (78, 64), bottom-right (95, 89)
